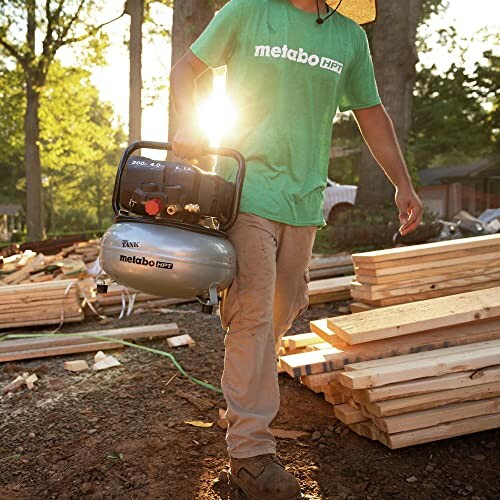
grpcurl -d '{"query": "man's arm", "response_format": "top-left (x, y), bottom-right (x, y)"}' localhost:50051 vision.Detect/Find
top-left (353, 104), bottom-right (423, 236)
top-left (170, 51), bottom-right (210, 160)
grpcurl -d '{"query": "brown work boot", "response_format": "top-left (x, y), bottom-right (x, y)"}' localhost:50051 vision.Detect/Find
top-left (229, 454), bottom-right (302, 500)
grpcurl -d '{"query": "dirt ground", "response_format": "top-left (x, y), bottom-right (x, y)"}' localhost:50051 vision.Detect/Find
top-left (1, 301), bottom-right (499, 500)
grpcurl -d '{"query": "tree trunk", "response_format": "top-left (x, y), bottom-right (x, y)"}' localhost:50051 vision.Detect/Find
top-left (24, 80), bottom-right (44, 240)
top-left (168, 0), bottom-right (216, 142)
top-left (24, 0), bottom-right (44, 240)
top-left (356, 0), bottom-right (422, 209)
top-left (127, 0), bottom-right (144, 144)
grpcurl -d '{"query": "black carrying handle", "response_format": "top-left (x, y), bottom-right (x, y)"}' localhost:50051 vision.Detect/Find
top-left (112, 140), bottom-right (246, 232)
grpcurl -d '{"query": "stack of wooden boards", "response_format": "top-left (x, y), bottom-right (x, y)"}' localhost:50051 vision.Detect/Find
top-left (0, 323), bottom-right (179, 362)
top-left (350, 234), bottom-right (500, 308)
top-left (279, 286), bottom-right (500, 448)
top-left (0, 281), bottom-right (84, 329)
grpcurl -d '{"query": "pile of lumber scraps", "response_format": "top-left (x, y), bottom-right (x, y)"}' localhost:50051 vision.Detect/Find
top-left (308, 253), bottom-right (353, 280)
top-left (350, 234), bottom-right (500, 308)
top-left (335, 342), bottom-right (500, 449)
top-left (0, 281), bottom-right (84, 329)
top-left (0, 323), bottom-right (179, 362)
top-left (0, 239), bottom-right (100, 286)
top-left (278, 286), bottom-right (500, 447)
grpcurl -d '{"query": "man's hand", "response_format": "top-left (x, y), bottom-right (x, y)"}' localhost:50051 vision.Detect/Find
top-left (395, 187), bottom-right (423, 236)
top-left (172, 123), bottom-right (209, 161)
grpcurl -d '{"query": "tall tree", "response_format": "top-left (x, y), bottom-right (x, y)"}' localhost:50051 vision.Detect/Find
top-left (0, 0), bottom-right (124, 240)
top-left (355, 0), bottom-right (423, 209)
top-left (126, 0), bottom-right (144, 143)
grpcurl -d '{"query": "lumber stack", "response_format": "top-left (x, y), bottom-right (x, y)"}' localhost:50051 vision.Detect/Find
top-left (350, 234), bottom-right (500, 308)
top-left (335, 342), bottom-right (500, 449)
top-left (278, 287), bottom-right (500, 448)
top-left (0, 281), bottom-right (84, 329)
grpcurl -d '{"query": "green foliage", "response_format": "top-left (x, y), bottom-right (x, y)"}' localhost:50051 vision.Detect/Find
top-left (410, 28), bottom-right (499, 168)
top-left (0, 65), bottom-right (24, 205)
top-left (0, 61), bottom-right (125, 235)
top-left (40, 62), bottom-right (126, 232)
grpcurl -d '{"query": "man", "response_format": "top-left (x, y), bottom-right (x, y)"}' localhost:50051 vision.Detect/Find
top-left (170, 1), bottom-right (423, 498)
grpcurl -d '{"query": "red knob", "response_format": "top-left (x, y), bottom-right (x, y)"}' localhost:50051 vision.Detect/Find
top-left (144, 198), bottom-right (163, 216)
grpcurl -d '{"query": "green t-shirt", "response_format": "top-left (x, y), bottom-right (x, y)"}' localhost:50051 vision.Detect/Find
top-left (190, 0), bottom-right (381, 226)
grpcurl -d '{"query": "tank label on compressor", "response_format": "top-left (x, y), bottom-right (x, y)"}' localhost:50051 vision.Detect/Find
top-left (119, 254), bottom-right (173, 269)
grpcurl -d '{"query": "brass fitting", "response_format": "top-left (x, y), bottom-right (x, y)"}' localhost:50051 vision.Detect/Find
top-left (166, 204), bottom-right (181, 215)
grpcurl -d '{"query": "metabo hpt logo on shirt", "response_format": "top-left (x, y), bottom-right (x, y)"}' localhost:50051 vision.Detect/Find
top-left (254, 45), bottom-right (343, 75)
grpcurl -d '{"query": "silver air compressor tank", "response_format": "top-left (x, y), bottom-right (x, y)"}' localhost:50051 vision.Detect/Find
top-left (100, 221), bottom-right (236, 299)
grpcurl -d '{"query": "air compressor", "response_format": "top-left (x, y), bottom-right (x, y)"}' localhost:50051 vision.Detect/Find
top-left (99, 141), bottom-right (246, 313)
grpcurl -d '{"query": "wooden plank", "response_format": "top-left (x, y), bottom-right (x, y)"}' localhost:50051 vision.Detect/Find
top-left (0, 323), bottom-right (179, 353)
top-left (354, 250), bottom-right (500, 278)
top-left (334, 403), bottom-right (369, 424)
top-left (299, 371), bottom-right (341, 387)
top-left (338, 341), bottom-right (500, 389)
top-left (349, 421), bottom-right (379, 441)
top-left (0, 341), bottom-right (124, 363)
top-left (0, 316), bottom-right (84, 329)
top-left (308, 276), bottom-right (353, 304)
top-left (324, 392), bottom-right (347, 405)
top-left (287, 332), bottom-right (325, 350)
top-left (0, 279), bottom-right (76, 294)
top-left (310, 319), bottom-right (348, 347)
top-left (355, 366), bottom-right (500, 403)
top-left (0, 296), bottom-right (80, 313)
top-left (349, 302), bottom-right (376, 313)
top-left (355, 257), bottom-right (500, 285)
top-left (366, 381), bottom-right (500, 417)
top-left (351, 281), bottom-right (500, 307)
top-left (327, 287), bottom-right (500, 345)
top-left (369, 397), bottom-right (500, 434)
top-left (379, 413), bottom-right (500, 449)
top-left (353, 266), bottom-right (500, 295)
top-left (352, 234), bottom-right (500, 264)
top-left (309, 254), bottom-right (352, 270)
top-left (354, 243), bottom-right (499, 270)
top-left (280, 321), bottom-right (500, 378)
top-left (309, 265), bottom-right (354, 281)
top-left (351, 272), bottom-right (500, 301)
top-left (344, 333), bottom-right (500, 371)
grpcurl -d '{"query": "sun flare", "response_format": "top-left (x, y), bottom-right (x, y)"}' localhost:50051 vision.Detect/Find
top-left (197, 71), bottom-right (237, 148)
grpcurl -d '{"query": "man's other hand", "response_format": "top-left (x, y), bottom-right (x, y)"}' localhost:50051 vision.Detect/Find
top-left (172, 124), bottom-right (209, 161)
top-left (395, 187), bottom-right (423, 236)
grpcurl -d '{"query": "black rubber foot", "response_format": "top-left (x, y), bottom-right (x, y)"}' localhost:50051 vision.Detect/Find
top-left (96, 283), bottom-right (108, 294)
top-left (201, 304), bottom-right (214, 315)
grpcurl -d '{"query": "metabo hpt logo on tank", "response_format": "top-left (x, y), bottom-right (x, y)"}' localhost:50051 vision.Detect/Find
top-left (119, 254), bottom-right (173, 270)
top-left (254, 44), bottom-right (343, 75)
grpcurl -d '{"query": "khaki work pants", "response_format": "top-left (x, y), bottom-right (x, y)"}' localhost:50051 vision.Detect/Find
top-left (220, 213), bottom-right (317, 458)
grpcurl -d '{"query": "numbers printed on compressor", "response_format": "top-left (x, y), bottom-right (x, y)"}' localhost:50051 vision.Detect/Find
top-left (131, 160), bottom-right (161, 167)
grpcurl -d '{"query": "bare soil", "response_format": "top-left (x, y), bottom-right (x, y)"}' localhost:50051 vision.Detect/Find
top-left (0, 302), bottom-right (498, 500)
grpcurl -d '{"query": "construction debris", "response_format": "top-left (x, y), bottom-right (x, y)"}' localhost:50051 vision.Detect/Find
top-left (168, 334), bottom-right (196, 348)
top-left (2, 372), bottom-right (39, 393)
top-left (93, 353), bottom-right (121, 371)
top-left (279, 286), bottom-right (500, 448)
top-left (63, 360), bottom-right (89, 372)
